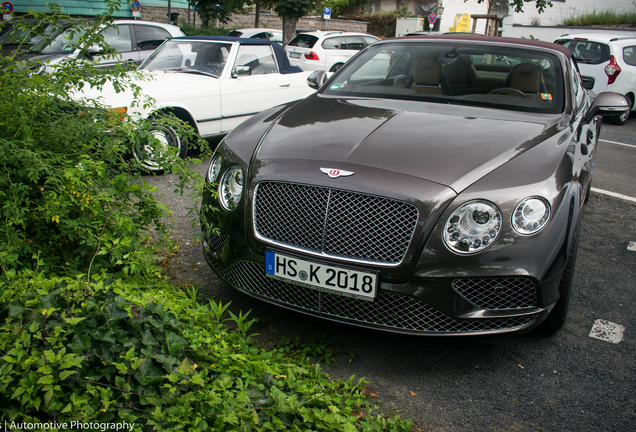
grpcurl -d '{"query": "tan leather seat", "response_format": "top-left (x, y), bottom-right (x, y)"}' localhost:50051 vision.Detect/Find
top-left (410, 58), bottom-right (447, 95)
top-left (505, 63), bottom-right (544, 99)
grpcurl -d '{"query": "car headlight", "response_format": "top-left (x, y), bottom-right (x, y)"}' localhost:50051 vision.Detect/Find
top-left (512, 197), bottom-right (550, 235)
top-left (219, 165), bottom-right (244, 211)
top-left (443, 200), bottom-right (501, 254)
top-left (207, 153), bottom-right (222, 183)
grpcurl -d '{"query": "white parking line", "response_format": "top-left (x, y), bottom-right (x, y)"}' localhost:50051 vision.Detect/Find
top-left (591, 187), bottom-right (636, 204)
top-left (599, 139), bottom-right (636, 149)
top-left (589, 319), bottom-right (625, 344)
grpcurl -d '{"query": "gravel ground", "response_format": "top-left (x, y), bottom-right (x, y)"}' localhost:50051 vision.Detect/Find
top-left (149, 125), bottom-right (636, 432)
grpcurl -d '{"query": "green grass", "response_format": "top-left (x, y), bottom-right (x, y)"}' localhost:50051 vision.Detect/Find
top-left (561, 10), bottom-right (636, 27)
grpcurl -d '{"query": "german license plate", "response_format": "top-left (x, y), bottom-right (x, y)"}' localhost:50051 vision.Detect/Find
top-left (289, 52), bottom-right (301, 59)
top-left (265, 251), bottom-right (377, 301)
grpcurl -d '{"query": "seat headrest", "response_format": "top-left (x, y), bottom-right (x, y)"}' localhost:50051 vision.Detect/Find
top-left (413, 58), bottom-right (441, 86)
top-left (509, 63), bottom-right (541, 93)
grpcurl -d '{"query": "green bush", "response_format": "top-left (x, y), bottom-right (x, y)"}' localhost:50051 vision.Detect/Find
top-left (0, 7), bottom-right (205, 277)
top-left (344, 9), bottom-right (414, 38)
top-left (0, 272), bottom-right (412, 431)
top-left (560, 10), bottom-right (636, 27)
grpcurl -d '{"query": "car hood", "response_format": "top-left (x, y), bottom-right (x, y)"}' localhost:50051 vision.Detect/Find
top-left (255, 94), bottom-right (559, 192)
top-left (74, 70), bottom-right (215, 107)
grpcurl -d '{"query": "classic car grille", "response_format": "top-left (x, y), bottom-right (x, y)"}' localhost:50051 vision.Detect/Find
top-left (211, 260), bottom-right (536, 334)
top-left (452, 278), bottom-right (538, 310)
top-left (253, 182), bottom-right (419, 265)
top-left (207, 229), bottom-right (229, 253)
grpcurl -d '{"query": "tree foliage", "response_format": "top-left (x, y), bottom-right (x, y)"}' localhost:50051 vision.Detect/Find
top-left (192, 0), bottom-right (249, 27)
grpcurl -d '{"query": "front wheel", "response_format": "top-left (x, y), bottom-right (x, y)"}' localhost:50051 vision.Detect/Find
top-left (539, 221), bottom-right (581, 332)
top-left (330, 63), bottom-right (344, 73)
top-left (132, 123), bottom-right (188, 173)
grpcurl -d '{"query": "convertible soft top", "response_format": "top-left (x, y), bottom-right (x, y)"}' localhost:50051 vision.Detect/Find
top-left (172, 35), bottom-right (303, 74)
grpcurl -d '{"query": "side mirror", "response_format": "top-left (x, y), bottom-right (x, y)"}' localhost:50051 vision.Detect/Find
top-left (581, 76), bottom-right (594, 91)
top-left (585, 91), bottom-right (630, 123)
top-left (232, 65), bottom-right (251, 78)
top-left (307, 70), bottom-right (327, 90)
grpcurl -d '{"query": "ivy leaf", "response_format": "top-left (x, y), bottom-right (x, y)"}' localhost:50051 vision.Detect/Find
top-left (8, 299), bottom-right (25, 318)
top-left (134, 359), bottom-right (164, 385)
top-left (61, 353), bottom-right (83, 370)
top-left (165, 332), bottom-right (187, 354)
top-left (105, 302), bottom-right (129, 321)
top-left (68, 334), bottom-right (91, 353)
top-left (142, 329), bottom-right (159, 346)
top-left (94, 328), bottom-right (116, 343)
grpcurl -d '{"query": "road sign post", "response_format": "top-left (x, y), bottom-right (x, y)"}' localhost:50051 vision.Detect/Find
top-left (428, 13), bottom-right (437, 26)
top-left (2, 1), bottom-right (13, 20)
top-left (131, 1), bottom-right (141, 19)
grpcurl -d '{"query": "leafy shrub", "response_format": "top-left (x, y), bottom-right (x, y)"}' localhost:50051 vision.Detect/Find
top-left (0, 272), bottom-right (412, 431)
top-left (0, 6), bottom-right (205, 277)
top-left (344, 9), bottom-right (414, 38)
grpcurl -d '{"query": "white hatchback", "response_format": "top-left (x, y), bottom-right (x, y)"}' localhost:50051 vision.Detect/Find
top-left (284, 30), bottom-right (378, 72)
top-left (555, 34), bottom-right (636, 124)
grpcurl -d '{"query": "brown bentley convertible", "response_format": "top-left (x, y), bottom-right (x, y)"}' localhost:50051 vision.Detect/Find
top-left (200, 35), bottom-right (629, 336)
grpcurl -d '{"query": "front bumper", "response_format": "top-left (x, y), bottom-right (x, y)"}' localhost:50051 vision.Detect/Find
top-left (202, 232), bottom-right (556, 336)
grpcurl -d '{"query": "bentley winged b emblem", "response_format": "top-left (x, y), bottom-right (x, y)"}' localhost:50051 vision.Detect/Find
top-left (320, 168), bottom-right (355, 179)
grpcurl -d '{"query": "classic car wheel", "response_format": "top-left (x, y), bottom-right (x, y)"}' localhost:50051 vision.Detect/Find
top-left (540, 220), bottom-right (580, 332)
top-left (608, 94), bottom-right (632, 125)
top-left (132, 123), bottom-right (188, 172)
top-left (488, 87), bottom-right (529, 98)
top-left (330, 63), bottom-right (344, 72)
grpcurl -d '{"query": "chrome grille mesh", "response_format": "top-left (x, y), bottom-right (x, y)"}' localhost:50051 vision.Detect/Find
top-left (212, 260), bottom-right (536, 333)
top-left (207, 230), bottom-right (229, 253)
top-left (254, 182), bottom-right (418, 264)
top-left (452, 278), bottom-right (538, 310)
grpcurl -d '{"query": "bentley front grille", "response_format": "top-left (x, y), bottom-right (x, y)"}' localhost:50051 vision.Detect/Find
top-left (452, 278), bottom-right (538, 310)
top-left (253, 181), bottom-right (419, 265)
top-left (212, 260), bottom-right (536, 334)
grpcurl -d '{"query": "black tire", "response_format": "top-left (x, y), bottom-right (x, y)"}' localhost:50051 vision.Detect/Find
top-left (330, 63), bottom-right (344, 72)
top-left (584, 180), bottom-right (592, 204)
top-left (132, 122), bottom-right (188, 173)
top-left (539, 220), bottom-right (581, 332)
top-left (608, 94), bottom-right (633, 125)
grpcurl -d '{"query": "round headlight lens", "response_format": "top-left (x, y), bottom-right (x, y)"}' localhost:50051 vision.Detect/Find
top-left (443, 200), bottom-right (501, 254)
top-left (512, 197), bottom-right (550, 235)
top-left (207, 154), bottom-right (222, 183)
top-left (219, 165), bottom-right (244, 211)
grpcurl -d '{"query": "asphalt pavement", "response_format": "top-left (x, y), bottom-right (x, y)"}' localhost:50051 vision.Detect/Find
top-left (150, 116), bottom-right (636, 432)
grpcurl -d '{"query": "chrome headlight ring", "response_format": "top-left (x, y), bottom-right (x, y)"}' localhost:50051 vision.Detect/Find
top-left (443, 200), bottom-right (502, 254)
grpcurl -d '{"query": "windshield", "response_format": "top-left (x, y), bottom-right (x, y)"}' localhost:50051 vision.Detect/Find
top-left (323, 41), bottom-right (565, 114)
top-left (139, 40), bottom-right (232, 77)
top-left (29, 26), bottom-right (82, 54)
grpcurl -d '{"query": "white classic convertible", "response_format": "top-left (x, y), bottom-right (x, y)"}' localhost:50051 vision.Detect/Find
top-left (77, 36), bottom-right (315, 170)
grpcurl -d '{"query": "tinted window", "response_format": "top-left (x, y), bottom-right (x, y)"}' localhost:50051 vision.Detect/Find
top-left (554, 39), bottom-right (610, 65)
top-left (102, 25), bottom-right (132, 52)
top-left (135, 25), bottom-right (171, 51)
top-left (323, 42), bottom-right (564, 114)
top-left (227, 30), bottom-right (243, 37)
top-left (363, 36), bottom-right (378, 46)
top-left (322, 37), bottom-right (344, 50)
top-left (342, 36), bottom-right (365, 50)
top-left (623, 46), bottom-right (636, 66)
top-left (287, 34), bottom-right (318, 48)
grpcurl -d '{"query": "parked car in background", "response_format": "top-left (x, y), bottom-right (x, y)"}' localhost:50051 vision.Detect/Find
top-left (227, 28), bottom-right (282, 44)
top-left (285, 30), bottom-right (379, 72)
top-left (23, 20), bottom-right (184, 74)
top-left (555, 33), bottom-right (636, 124)
top-left (201, 35), bottom-right (629, 336)
top-left (74, 36), bottom-right (314, 171)
top-left (0, 18), bottom-right (52, 56)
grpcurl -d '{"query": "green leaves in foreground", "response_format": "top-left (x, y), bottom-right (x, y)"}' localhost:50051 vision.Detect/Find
top-left (0, 273), bottom-right (412, 431)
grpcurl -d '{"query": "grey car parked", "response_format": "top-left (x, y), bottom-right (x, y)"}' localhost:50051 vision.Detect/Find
top-left (23, 19), bottom-right (184, 74)
top-left (201, 35), bottom-right (629, 336)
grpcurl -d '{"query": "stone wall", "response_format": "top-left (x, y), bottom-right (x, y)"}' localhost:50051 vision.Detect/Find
top-left (140, 5), bottom-right (199, 26)
top-left (225, 13), bottom-right (369, 33)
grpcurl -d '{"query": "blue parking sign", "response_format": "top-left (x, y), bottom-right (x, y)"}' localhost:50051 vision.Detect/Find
top-left (324, 7), bottom-right (331, 20)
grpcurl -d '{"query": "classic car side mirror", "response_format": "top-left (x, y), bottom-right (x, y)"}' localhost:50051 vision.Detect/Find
top-left (584, 91), bottom-right (630, 123)
top-left (307, 70), bottom-right (327, 90)
top-left (232, 65), bottom-right (251, 78)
